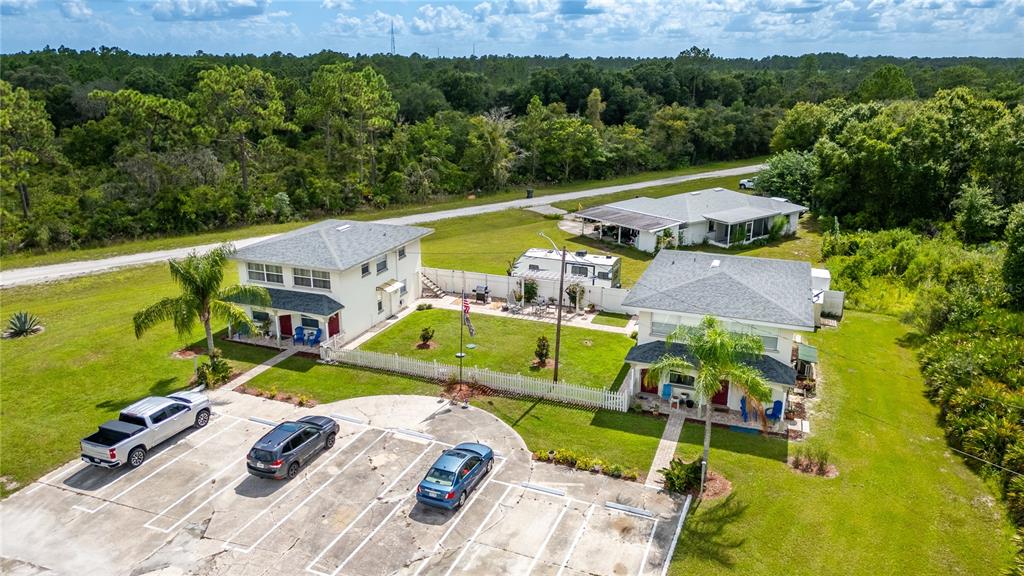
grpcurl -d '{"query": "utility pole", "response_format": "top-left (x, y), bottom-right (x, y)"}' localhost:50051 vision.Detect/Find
top-left (540, 232), bottom-right (566, 384)
top-left (390, 20), bottom-right (396, 55)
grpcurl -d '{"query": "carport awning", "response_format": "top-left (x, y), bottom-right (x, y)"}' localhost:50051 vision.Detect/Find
top-left (228, 287), bottom-right (343, 316)
top-left (703, 206), bottom-right (779, 224)
top-left (576, 205), bottom-right (680, 232)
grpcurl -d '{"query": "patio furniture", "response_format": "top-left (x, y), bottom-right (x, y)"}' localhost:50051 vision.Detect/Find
top-left (305, 327), bottom-right (322, 347)
top-left (740, 396), bottom-right (749, 422)
top-left (661, 384), bottom-right (672, 402)
top-left (765, 400), bottom-right (784, 422)
top-left (292, 326), bottom-right (306, 345)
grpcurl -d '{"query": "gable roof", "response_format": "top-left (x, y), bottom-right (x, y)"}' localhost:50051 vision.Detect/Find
top-left (232, 219), bottom-right (432, 272)
top-left (624, 341), bottom-right (797, 386)
top-left (578, 188), bottom-right (806, 232)
top-left (622, 250), bottom-right (815, 329)
top-left (225, 287), bottom-right (343, 316)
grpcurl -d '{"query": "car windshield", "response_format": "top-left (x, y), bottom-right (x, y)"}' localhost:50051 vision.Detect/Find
top-left (424, 467), bottom-right (456, 487)
top-left (251, 449), bottom-right (276, 462)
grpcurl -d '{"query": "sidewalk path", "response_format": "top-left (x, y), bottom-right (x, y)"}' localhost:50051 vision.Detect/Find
top-left (228, 348), bottom-right (297, 390)
top-left (1, 164), bottom-right (761, 288)
top-left (646, 411), bottom-right (686, 488)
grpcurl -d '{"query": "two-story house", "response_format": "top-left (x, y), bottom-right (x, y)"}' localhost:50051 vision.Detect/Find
top-left (621, 250), bottom-right (816, 418)
top-left (227, 219), bottom-right (433, 348)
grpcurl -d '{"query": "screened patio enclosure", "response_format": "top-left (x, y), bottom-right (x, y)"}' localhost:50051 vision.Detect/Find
top-left (704, 206), bottom-right (778, 247)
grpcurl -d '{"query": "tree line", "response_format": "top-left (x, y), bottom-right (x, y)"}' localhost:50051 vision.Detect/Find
top-left (1, 48), bottom-right (1022, 253)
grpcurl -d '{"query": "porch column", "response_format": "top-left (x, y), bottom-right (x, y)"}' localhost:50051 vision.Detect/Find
top-left (726, 224), bottom-right (731, 247)
top-left (227, 321), bottom-right (233, 339)
top-left (274, 313), bottom-right (281, 348)
top-left (617, 227), bottom-right (622, 244)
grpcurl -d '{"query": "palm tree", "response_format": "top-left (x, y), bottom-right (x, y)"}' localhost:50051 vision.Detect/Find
top-left (645, 316), bottom-right (773, 486)
top-left (133, 245), bottom-right (271, 355)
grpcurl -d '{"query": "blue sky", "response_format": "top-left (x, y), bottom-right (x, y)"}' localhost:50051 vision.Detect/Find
top-left (1, 0), bottom-right (1022, 57)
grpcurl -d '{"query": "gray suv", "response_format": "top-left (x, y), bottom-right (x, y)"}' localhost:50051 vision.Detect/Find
top-left (246, 416), bottom-right (339, 480)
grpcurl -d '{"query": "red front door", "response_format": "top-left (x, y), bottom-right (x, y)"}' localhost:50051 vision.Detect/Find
top-left (278, 314), bottom-right (293, 337)
top-left (639, 369), bottom-right (657, 393)
top-left (328, 314), bottom-right (340, 337)
top-left (711, 381), bottom-right (730, 406)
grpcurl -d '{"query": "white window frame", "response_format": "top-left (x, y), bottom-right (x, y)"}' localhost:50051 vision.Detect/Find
top-left (398, 246), bottom-right (407, 260)
top-left (247, 262), bottom-right (283, 284)
top-left (293, 268), bottom-right (331, 290)
top-left (570, 265), bottom-right (589, 277)
top-left (376, 255), bottom-right (388, 275)
top-left (361, 262), bottom-right (371, 277)
top-left (376, 292), bottom-right (384, 313)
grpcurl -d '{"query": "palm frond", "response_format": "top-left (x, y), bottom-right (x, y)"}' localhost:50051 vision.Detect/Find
top-left (133, 296), bottom-right (195, 339)
top-left (645, 355), bottom-right (695, 390)
top-left (218, 284), bottom-right (271, 307)
top-left (727, 363), bottom-right (773, 403)
top-left (210, 300), bottom-right (259, 335)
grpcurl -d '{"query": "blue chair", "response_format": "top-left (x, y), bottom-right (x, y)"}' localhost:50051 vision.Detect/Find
top-left (765, 400), bottom-right (784, 422)
top-left (292, 326), bottom-right (305, 345)
top-left (305, 327), bottom-right (322, 347)
top-left (740, 396), bottom-right (749, 422)
top-left (661, 384), bottom-right (673, 401)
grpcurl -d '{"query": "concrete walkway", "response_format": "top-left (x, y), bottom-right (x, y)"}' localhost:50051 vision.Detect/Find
top-left (0, 164), bottom-right (761, 288)
top-left (227, 347), bottom-right (298, 390)
top-left (646, 411), bottom-right (686, 488)
top-left (428, 295), bottom-right (635, 334)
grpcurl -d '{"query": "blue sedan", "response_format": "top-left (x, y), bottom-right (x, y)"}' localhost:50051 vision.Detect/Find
top-left (416, 442), bottom-right (494, 509)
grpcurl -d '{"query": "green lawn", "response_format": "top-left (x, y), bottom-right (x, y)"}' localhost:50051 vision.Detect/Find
top-left (0, 263), bottom-right (278, 496)
top-left (358, 308), bottom-right (633, 389)
top-left (668, 311), bottom-right (1014, 576)
top-left (244, 355), bottom-right (440, 401)
top-left (0, 158), bottom-right (762, 271)
top-left (590, 311), bottom-right (633, 328)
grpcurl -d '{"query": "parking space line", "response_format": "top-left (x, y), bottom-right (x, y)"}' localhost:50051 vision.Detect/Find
top-left (525, 499), bottom-right (570, 575)
top-left (638, 519), bottom-right (659, 576)
top-left (555, 503), bottom-right (595, 576)
top-left (229, 430), bottom-right (388, 554)
top-left (25, 463), bottom-right (89, 495)
top-left (412, 456), bottom-right (511, 576)
top-left (73, 419), bottom-right (243, 514)
top-left (442, 484), bottom-right (514, 576)
top-left (658, 495), bottom-right (692, 576)
top-left (307, 442), bottom-right (435, 576)
top-left (143, 455), bottom-right (247, 531)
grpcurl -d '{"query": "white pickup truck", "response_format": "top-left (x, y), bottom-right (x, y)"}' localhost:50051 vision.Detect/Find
top-left (80, 392), bottom-right (211, 469)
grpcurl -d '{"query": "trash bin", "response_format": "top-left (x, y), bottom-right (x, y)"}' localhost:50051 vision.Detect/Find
top-left (526, 188), bottom-right (534, 199)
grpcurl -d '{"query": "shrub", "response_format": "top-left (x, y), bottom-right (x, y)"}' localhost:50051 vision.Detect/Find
top-left (419, 326), bottom-right (435, 345)
top-left (532, 449), bottom-right (547, 461)
top-left (575, 456), bottom-right (594, 471)
top-left (416, 303), bottom-right (434, 311)
top-left (523, 279), bottom-right (539, 303)
top-left (296, 393), bottom-right (313, 407)
top-left (659, 458), bottom-right (702, 493)
top-left (622, 469), bottom-right (641, 481)
top-left (553, 449), bottom-right (577, 467)
top-left (1005, 203), bottom-right (1024, 309)
top-left (630, 329), bottom-right (638, 340)
top-left (5, 311), bottom-right (41, 337)
top-left (605, 463), bottom-right (625, 478)
top-left (535, 335), bottom-right (550, 366)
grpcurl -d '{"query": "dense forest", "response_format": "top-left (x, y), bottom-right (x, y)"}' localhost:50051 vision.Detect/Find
top-left (1, 47), bottom-right (1023, 253)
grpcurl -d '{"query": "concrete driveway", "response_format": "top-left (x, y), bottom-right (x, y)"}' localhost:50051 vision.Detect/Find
top-left (0, 392), bottom-right (690, 576)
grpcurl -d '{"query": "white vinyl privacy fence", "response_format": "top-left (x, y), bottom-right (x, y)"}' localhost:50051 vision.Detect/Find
top-left (321, 347), bottom-right (631, 412)
top-left (421, 267), bottom-right (632, 314)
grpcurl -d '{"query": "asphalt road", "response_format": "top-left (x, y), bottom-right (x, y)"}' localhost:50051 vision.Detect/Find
top-left (0, 164), bottom-right (761, 288)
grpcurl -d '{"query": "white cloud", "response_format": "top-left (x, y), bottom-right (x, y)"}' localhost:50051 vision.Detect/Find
top-left (59, 0), bottom-right (92, 20)
top-left (321, 0), bottom-right (351, 9)
top-left (411, 4), bottom-right (475, 35)
top-left (152, 0), bottom-right (270, 21)
top-left (0, 0), bottom-right (36, 15)
top-left (325, 10), bottom-right (405, 37)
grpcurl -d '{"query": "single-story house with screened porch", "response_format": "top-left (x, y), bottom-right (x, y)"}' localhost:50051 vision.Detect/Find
top-left (621, 250), bottom-right (819, 423)
top-left (226, 219), bottom-right (432, 349)
top-left (575, 187), bottom-right (806, 252)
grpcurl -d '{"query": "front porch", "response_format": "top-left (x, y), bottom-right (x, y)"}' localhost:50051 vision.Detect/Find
top-left (226, 286), bottom-right (346, 351)
top-left (632, 391), bottom-right (810, 436)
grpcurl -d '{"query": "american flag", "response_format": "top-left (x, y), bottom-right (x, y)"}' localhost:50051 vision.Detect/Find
top-left (461, 292), bottom-right (476, 337)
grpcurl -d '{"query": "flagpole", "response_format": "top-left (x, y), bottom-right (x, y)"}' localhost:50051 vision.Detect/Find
top-left (459, 302), bottom-right (465, 382)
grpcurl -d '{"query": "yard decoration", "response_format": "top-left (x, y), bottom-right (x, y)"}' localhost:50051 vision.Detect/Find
top-left (132, 244), bottom-right (270, 356)
top-left (4, 311), bottom-right (42, 338)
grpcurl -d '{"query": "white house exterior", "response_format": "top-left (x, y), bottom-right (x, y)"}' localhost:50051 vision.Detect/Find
top-left (621, 250), bottom-right (817, 417)
top-left (510, 248), bottom-right (622, 288)
top-left (576, 187), bottom-right (806, 252)
top-left (228, 219), bottom-right (432, 348)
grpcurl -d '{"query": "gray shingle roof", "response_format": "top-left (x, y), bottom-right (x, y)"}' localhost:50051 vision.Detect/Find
top-left (575, 205), bottom-right (681, 231)
top-left (703, 205), bottom-right (778, 224)
top-left (624, 341), bottom-right (797, 386)
top-left (622, 250), bottom-right (814, 328)
top-left (602, 188), bottom-right (805, 229)
top-left (232, 219), bottom-right (432, 272)
top-left (226, 287), bottom-right (343, 316)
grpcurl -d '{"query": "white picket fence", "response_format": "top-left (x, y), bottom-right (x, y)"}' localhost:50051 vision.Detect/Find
top-left (321, 347), bottom-right (631, 412)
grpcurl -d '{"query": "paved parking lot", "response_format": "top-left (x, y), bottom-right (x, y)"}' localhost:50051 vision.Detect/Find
top-left (0, 392), bottom-right (690, 576)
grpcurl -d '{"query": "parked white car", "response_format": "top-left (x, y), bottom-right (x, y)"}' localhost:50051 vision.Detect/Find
top-left (739, 178), bottom-right (757, 190)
